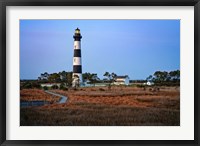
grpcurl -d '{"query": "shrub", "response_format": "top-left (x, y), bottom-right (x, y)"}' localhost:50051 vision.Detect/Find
top-left (136, 84), bottom-right (145, 88)
top-left (32, 82), bottom-right (41, 89)
top-left (21, 81), bottom-right (41, 89)
top-left (43, 86), bottom-right (48, 90)
top-left (63, 87), bottom-right (68, 91)
top-left (51, 85), bottom-right (59, 89)
top-left (23, 83), bottom-right (32, 89)
top-left (99, 88), bottom-right (105, 91)
top-left (59, 83), bottom-right (65, 90)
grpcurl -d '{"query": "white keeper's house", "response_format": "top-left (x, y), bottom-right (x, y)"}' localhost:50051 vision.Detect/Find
top-left (114, 75), bottom-right (130, 85)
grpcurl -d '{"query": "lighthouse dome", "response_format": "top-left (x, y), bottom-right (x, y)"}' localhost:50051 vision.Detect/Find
top-left (75, 28), bottom-right (80, 34)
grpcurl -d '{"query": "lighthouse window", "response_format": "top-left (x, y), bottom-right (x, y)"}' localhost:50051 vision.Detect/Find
top-left (74, 58), bottom-right (76, 62)
top-left (74, 45), bottom-right (76, 49)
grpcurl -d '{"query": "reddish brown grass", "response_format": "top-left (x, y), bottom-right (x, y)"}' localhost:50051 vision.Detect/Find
top-left (20, 86), bottom-right (180, 126)
top-left (20, 89), bottom-right (60, 103)
top-left (51, 86), bottom-right (179, 109)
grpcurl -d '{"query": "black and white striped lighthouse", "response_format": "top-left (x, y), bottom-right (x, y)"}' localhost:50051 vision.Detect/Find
top-left (72, 28), bottom-right (82, 87)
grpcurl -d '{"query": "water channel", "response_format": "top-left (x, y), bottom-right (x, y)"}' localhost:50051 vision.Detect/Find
top-left (20, 90), bottom-right (68, 107)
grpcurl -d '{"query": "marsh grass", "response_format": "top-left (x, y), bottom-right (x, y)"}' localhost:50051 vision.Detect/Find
top-left (20, 86), bottom-right (180, 126)
top-left (20, 89), bottom-right (60, 103)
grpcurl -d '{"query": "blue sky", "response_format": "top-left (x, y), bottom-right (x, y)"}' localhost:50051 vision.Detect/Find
top-left (20, 19), bottom-right (180, 80)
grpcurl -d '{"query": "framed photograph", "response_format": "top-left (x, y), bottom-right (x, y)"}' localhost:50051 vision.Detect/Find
top-left (0, 0), bottom-right (199, 145)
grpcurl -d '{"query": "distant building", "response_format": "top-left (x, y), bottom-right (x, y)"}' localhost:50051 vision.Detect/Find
top-left (129, 80), bottom-right (146, 86)
top-left (144, 81), bottom-right (154, 86)
top-left (114, 75), bottom-right (130, 85)
top-left (83, 79), bottom-right (92, 87)
top-left (40, 83), bottom-right (61, 88)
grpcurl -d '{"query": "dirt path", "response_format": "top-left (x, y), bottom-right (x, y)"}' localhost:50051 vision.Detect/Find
top-left (45, 90), bottom-right (68, 103)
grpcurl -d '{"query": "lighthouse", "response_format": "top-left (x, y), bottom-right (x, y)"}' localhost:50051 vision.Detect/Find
top-left (72, 28), bottom-right (83, 87)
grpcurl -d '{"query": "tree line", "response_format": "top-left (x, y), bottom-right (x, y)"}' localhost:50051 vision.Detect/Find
top-left (20, 69), bottom-right (180, 90)
top-left (146, 70), bottom-right (180, 86)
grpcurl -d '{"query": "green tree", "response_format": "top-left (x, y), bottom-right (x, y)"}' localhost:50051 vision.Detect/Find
top-left (82, 72), bottom-right (91, 81)
top-left (51, 85), bottom-right (59, 89)
top-left (90, 74), bottom-right (100, 86)
top-left (104, 72), bottom-right (117, 82)
top-left (59, 71), bottom-right (67, 82)
top-left (104, 72), bottom-right (111, 80)
top-left (43, 86), bottom-right (48, 90)
top-left (48, 73), bottom-right (60, 83)
top-left (23, 82), bottom-right (32, 89)
top-left (147, 70), bottom-right (180, 86)
top-left (82, 72), bottom-right (100, 86)
top-left (59, 83), bottom-right (65, 90)
top-left (111, 72), bottom-right (117, 82)
top-left (153, 71), bottom-right (168, 83)
top-left (31, 82), bottom-right (41, 89)
top-left (103, 71), bottom-right (117, 90)
top-left (146, 75), bottom-right (153, 81)
top-left (169, 70), bottom-right (180, 81)
top-left (66, 72), bottom-right (73, 87)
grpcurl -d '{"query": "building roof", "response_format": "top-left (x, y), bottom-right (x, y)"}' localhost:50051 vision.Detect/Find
top-left (115, 75), bottom-right (129, 79)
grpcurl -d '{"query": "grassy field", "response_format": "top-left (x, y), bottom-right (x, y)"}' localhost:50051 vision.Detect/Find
top-left (20, 86), bottom-right (180, 126)
top-left (20, 89), bottom-right (61, 103)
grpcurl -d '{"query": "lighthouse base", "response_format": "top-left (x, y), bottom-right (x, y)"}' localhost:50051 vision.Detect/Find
top-left (72, 73), bottom-right (83, 87)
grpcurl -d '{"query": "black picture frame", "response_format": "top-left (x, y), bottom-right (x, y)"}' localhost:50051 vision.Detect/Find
top-left (0, 0), bottom-right (199, 145)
